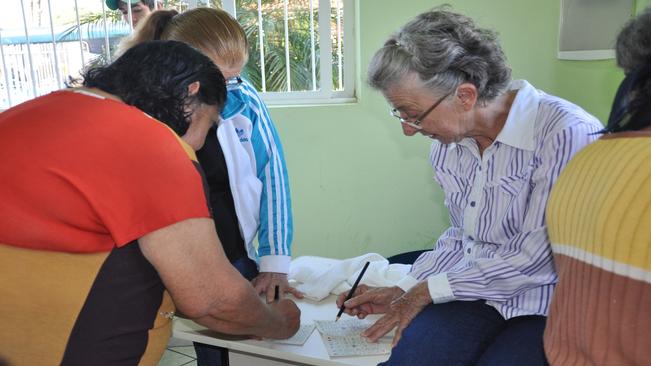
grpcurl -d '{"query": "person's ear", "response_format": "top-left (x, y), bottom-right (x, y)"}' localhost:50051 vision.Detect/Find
top-left (187, 81), bottom-right (201, 97)
top-left (456, 83), bottom-right (478, 111)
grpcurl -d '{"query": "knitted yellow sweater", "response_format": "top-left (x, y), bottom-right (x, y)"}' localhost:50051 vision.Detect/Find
top-left (544, 133), bottom-right (651, 365)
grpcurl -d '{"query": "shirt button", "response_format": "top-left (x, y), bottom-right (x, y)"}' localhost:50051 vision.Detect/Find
top-left (470, 201), bottom-right (476, 207)
top-left (468, 235), bottom-right (474, 240)
top-left (466, 248), bottom-right (471, 254)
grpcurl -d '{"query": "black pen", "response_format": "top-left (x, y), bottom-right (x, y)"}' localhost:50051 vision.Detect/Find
top-left (335, 261), bottom-right (370, 321)
top-left (274, 285), bottom-right (280, 301)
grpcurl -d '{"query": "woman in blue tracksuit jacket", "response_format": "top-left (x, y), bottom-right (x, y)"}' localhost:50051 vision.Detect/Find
top-left (207, 76), bottom-right (297, 292)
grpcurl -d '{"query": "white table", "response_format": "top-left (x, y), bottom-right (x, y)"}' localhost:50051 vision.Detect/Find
top-left (172, 295), bottom-right (391, 366)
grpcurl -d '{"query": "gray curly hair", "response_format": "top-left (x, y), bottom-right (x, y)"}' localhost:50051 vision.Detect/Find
top-left (616, 7), bottom-right (651, 73)
top-left (368, 7), bottom-right (511, 104)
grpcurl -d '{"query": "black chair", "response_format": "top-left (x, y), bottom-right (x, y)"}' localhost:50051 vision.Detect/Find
top-left (387, 250), bottom-right (428, 265)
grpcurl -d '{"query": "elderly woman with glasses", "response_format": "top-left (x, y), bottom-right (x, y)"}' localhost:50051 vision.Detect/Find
top-left (337, 8), bottom-right (602, 366)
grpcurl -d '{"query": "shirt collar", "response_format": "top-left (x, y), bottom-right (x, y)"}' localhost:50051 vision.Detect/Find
top-left (220, 79), bottom-right (249, 120)
top-left (493, 79), bottom-right (539, 151)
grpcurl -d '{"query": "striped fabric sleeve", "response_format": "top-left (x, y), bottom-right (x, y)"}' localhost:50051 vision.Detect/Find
top-left (396, 227), bottom-right (464, 298)
top-left (245, 85), bottom-right (293, 274)
top-left (405, 227), bottom-right (465, 278)
top-left (406, 123), bottom-right (600, 303)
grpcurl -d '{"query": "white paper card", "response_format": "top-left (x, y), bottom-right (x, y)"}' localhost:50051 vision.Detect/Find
top-left (269, 323), bottom-right (315, 345)
top-left (314, 320), bottom-right (391, 357)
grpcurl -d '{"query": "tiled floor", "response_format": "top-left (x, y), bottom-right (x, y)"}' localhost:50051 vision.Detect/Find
top-left (157, 338), bottom-right (196, 366)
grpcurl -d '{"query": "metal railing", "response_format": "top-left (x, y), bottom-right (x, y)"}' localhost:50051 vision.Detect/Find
top-left (0, 0), bottom-right (354, 110)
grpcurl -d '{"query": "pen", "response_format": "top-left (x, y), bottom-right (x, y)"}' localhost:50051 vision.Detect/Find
top-left (274, 285), bottom-right (280, 302)
top-left (335, 261), bottom-right (370, 321)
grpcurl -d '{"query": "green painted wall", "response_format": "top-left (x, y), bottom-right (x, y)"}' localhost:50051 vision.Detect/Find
top-left (268, 0), bottom-right (640, 260)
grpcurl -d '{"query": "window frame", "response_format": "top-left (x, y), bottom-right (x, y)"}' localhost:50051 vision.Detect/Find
top-left (219, 0), bottom-right (356, 105)
top-left (0, 0), bottom-right (356, 110)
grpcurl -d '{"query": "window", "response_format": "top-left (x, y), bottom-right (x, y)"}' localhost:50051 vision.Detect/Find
top-left (0, 0), bottom-right (355, 110)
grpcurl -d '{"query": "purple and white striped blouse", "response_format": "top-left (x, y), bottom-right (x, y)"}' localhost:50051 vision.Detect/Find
top-left (396, 80), bottom-right (603, 319)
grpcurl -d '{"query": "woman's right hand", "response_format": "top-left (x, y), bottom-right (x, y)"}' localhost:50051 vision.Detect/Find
top-left (267, 298), bottom-right (301, 339)
top-left (335, 285), bottom-right (405, 319)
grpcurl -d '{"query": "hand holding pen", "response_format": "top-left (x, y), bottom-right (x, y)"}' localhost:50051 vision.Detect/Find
top-left (335, 261), bottom-right (370, 321)
top-left (265, 285), bottom-right (301, 340)
top-left (335, 283), bottom-right (404, 320)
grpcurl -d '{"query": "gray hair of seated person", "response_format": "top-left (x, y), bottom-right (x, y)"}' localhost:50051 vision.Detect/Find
top-left (368, 7), bottom-right (511, 104)
top-left (616, 7), bottom-right (651, 73)
top-left (602, 6), bottom-right (651, 133)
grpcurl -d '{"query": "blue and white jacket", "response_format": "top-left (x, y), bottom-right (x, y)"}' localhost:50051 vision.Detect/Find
top-left (216, 79), bottom-right (293, 274)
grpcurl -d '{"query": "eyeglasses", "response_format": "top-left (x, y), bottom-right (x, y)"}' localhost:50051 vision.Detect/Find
top-left (225, 76), bottom-right (243, 91)
top-left (390, 91), bottom-right (452, 129)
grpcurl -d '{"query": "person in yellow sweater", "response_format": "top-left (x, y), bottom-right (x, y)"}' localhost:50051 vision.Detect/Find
top-left (544, 7), bottom-right (651, 365)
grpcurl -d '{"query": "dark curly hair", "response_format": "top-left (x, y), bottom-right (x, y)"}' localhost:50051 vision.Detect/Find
top-left (603, 7), bottom-right (651, 133)
top-left (368, 6), bottom-right (511, 104)
top-left (83, 40), bottom-right (226, 135)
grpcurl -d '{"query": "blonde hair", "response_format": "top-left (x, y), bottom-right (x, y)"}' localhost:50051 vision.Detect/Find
top-left (118, 7), bottom-right (248, 69)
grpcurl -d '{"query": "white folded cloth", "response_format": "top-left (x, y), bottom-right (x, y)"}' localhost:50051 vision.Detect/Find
top-left (289, 253), bottom-right (412, 301)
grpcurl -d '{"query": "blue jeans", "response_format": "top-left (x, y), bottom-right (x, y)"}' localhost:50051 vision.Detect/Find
top-left (194, 256), bottom-right (258, 366)
top-left (379, 301), bottom-right (548, 366)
